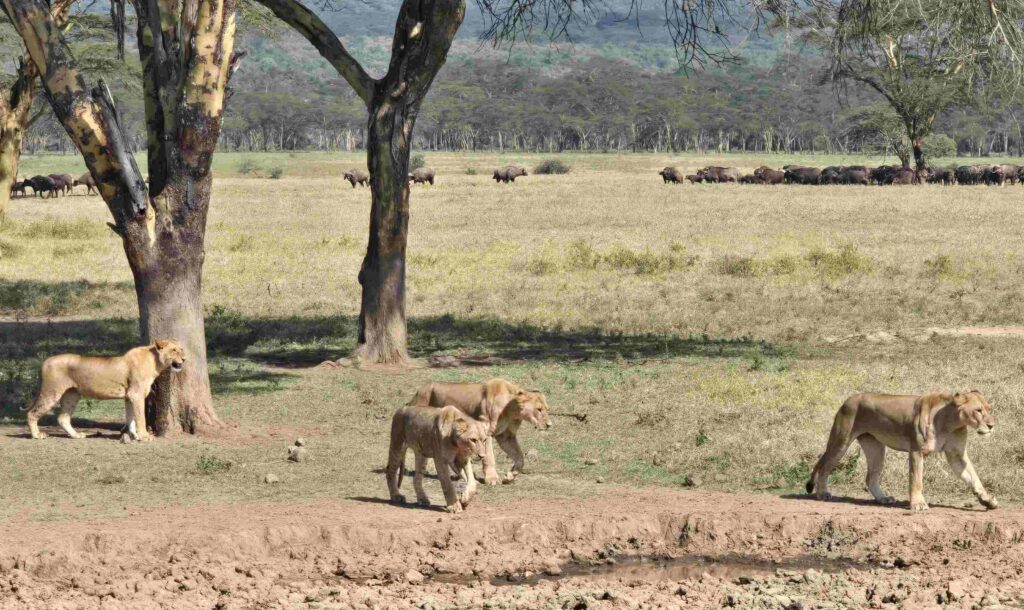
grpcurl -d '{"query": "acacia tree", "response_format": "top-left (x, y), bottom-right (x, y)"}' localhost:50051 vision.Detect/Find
top-left (254, 0), bottom-right (763, 365)
top-left (787, 0), bottom-right (1024, 171)
top-left (2, 0), bottom-right (242, 434)
top-left (0, 1), bottom-right (72, 217)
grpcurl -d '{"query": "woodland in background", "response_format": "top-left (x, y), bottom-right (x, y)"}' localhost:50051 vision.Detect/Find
top-left (16, 31), bottom-right (1024, 158)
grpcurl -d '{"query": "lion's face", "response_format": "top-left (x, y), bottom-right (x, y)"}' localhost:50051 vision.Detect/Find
top-left (154, 340), bottom-right (187, 374)
top-left (516, 391), bottom-right (553, 430)
top-left (956, 392), bottom-right (995, 435)
top-left (453, 418), bottom-right (489, 459)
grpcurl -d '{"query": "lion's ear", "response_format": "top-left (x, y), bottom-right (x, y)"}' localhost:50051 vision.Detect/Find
top-left (155, 340), bottom-right (169, 350)
top-left (914, 394), bottom-right (940, 454)
top-left (953, 393), bottom-right (969, 406)
top-left (454, 419), bottom-right (469, 437)
top-left (437, 405), bottom-right (459, 438)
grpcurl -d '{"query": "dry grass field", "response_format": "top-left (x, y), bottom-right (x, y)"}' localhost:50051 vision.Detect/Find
top-left (2, 151), bottom-right (1024, 607)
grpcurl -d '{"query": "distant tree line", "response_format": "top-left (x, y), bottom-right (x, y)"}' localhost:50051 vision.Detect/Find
top-left (19, 51), bottom-right (1024, 158)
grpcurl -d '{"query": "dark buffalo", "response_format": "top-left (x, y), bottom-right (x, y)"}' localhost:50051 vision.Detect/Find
top-left (73, 172), bottom-right (97, 195)
top-left (955, 165), bottom-right (986, 185)
top-left (658, 167), bottom-right (685, 184)
top-left (784, 166), bottom-right (822, 185)
top-left (738, 174), bottom-right (763, 184)
top-left (891, 169), bottom-right (918, 185)
top-left (10, 181), bottom-right (27, 198)
top-left (819, 166), bottom-right (844, 185)
top-left (927, 168), bottom-right (956, 186)
top-left (47, 173), bottom-right (73, 196)
top-left (696, 166), bottom-right (740, 183)
top-left (493, 165), bottom-right (527, 183)
top-left (343, 169), bottom-right (368, 188)
top-left (842, 166), bottom-right (870, 185)
top-left (753, 166), bottom-right (784, 184)
top-left (409, 167), bottom-right (436, 185)
top-left (869, 165), bottom-right (901, 185)
top-left (26, 175), bottom-right (58, 198)
top-left (685, 174), bottom-right (701, 184)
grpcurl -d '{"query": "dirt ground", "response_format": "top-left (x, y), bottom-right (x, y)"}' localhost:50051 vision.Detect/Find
top-left (2, 489), bottom-right (1022, 609)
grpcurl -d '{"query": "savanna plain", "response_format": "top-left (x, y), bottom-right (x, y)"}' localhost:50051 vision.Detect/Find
top-left (2, 152), bottom-right (1024, 609)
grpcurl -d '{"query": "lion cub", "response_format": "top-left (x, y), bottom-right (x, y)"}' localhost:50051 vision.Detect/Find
top-left (24, 340), bottom-right (187, 441)
top-left (386, 405), bottom-right (489, 513)
top-left (807, 391), bottom-right (997, 511)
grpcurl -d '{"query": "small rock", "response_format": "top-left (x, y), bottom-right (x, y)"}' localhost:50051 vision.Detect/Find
top-left (288, 446), bottom-right (307, 463)
top-left (526, 448), bottom-right (539, 459)
top-left (595, 476), bottom-right (605, 483)
top-left (947, 579), bottom-right (968, 602)
top-left (294, 438), bottom-right (306, 447)
top-left (682, 474), bottom-right (700, 487)
top-left (542, 559), bottom-right (562, 576)
top-left (119, 433), bottom-right (133, 444)
top-left (264, 474), bottom-right (280, 484)
top-left (584, 458), bottom-right (598, 466)
top-left (405, 569), bottom-right (425, 584)
top-left (652, 454), bottom-right (663, 466)
top-left (803, 569), bottom-right (820, 583)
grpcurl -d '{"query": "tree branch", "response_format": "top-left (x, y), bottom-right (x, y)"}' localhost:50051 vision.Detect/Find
top-left (2, 0), bottom-right (148, 222)
top-left (252, 0), bottom-right (375, 105)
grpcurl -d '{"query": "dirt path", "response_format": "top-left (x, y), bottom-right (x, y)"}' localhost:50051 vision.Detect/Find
top-left (2, 489), bottom-right (1022, 609)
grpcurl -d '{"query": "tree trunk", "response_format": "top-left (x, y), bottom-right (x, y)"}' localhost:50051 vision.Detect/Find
top-left (354, 97), bottom-right (413, 364)
top-left (912, 137), bottom-right (926, 172)
top-left (0, 60), bottom-right (37, 219)
top-left (126, 179), bottom-right (219, 435)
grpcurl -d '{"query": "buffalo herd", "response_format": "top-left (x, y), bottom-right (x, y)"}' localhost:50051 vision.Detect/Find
top-left (9, 173), bottom-right (95, 199)
top-left (662, 163), bottom-right (1024, 186)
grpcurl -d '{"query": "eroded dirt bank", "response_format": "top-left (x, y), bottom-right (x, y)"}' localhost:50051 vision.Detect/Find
top-left (1, 490), bottom-right (1023, 609)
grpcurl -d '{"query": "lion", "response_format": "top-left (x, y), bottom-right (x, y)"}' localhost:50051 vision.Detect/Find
top-left (807, 391), bottom-right (997, 511)
top-left (386, 405), bottom-right (490, 513)
top-left (408, 378), bottom-right (552, 485)
top-left (23, 340), bottom-right (187, 441)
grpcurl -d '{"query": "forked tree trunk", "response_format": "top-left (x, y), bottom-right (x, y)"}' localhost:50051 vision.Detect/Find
top-left (911, 137), bottom-right (927, 172)
top-left (354, 99), bottom-right (414, 364)
top-left (0, 61), bottom-right (37, 219)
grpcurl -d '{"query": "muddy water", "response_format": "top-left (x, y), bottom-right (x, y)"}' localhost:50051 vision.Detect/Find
top-left (433, 554), bottom-right (870, 587)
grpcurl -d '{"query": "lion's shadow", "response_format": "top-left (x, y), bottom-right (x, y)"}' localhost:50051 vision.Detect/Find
top-left (780, 493), bottom-right (985, 512)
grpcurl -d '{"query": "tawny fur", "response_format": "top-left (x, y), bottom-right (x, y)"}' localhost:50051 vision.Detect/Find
top-left (407, 378), bottom-right (552, 485)
top-left (385, 405), bottom-right (489, 513)
top-left (807, 391), bottom-right (997, 511)
top-left (24, 340), bottom-right (187, 441)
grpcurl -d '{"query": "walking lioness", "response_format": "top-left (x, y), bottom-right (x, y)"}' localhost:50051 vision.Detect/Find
top-left (386, 405), bottom-right (490, 513)
top-left (807, 391), bottom-right (997, 511)
top-left (24, 340), bottom-right (187, 441)
top-left (408, 378), bottom-right (552, 485)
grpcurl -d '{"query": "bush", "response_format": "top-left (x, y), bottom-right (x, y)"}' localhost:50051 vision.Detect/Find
top-left (533, 158), bottom-right (571, 174)
top-left (805, 243), bottom-right (871, 279)
top-left (410, 154), bottom-right (426, 171)
top-left (715, 255), bottom-right (762, 278)
top-left (465, 167), bottom-right (478, 175)
top-left (566, 239), bottom-right (601, 270)
top-left (268, 166), bottom-right (284, 179)
top-left (238, 159), bottom-right (261, 175)
top-left (194, 455), bottom-right (232, 475)
top-left (922, 133), bottom-right (957, 160)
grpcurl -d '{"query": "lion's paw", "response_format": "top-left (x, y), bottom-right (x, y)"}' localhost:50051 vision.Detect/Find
top-left (910, 500), bottom-right (929, 512)
top-left (980, 495), bottom-right (999, 510)
top-left (389, 494), bottom-right (407, 505)
top-left (71, 432), bottom-right (87, 439)
top-left (876, 496), bottom-right (896, 506)
top-left (31, 432), bottom-right (48, 440)
top-left (484, 474), bottom-right (500, 486)
top-left (445, 502), bottom-right (463, 514)
top-left (814, 491), bottom-right (833, 501)
top-left (417, 497), bottom-right (430, 507)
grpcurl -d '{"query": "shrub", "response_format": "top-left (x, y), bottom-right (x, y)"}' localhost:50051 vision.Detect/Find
top-left (533, 158), bottom-right (571, 174)
top-left (768, 255), bottom-right (799, 275)
top-left (805, 243), bottom-right (871, 279)
top-left (465, 167), bottom-right (478, 175)
top-left (194, 455), bottom-right (232, 475)
top-left (922, 133), bottom-right (956, 160)
top-left (635, 404), bottom-right (670, 426)
top-left (0, 239), bottom-right (24, 259)
top-left (228, 235), bottom-right (255, 252)
top-left (238, 159), bottom-right (260, 175)
top-left (715, 255), bottom-right (762, 278)
top-left (268, 166), bottom-right (284, 179)
top-left (410, 154), bottom-right (426, 171)
top-left (526, 255), bottom-right (557, 275)
top-left (566, 239), bottom-right (601, 270)
top-left (922, 254), bottom-right (957, 279)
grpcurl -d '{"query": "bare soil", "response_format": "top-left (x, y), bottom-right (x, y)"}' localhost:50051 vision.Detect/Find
top-left (2, 490), bottom-right (1022, 609)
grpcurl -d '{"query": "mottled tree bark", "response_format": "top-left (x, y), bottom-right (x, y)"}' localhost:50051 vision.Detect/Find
top-left (3, 0), bottom-right (239, 434)
top-left (257, 0), bottom-right (464, 365)
top-left (0, 61), bottom-right (35, 218)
